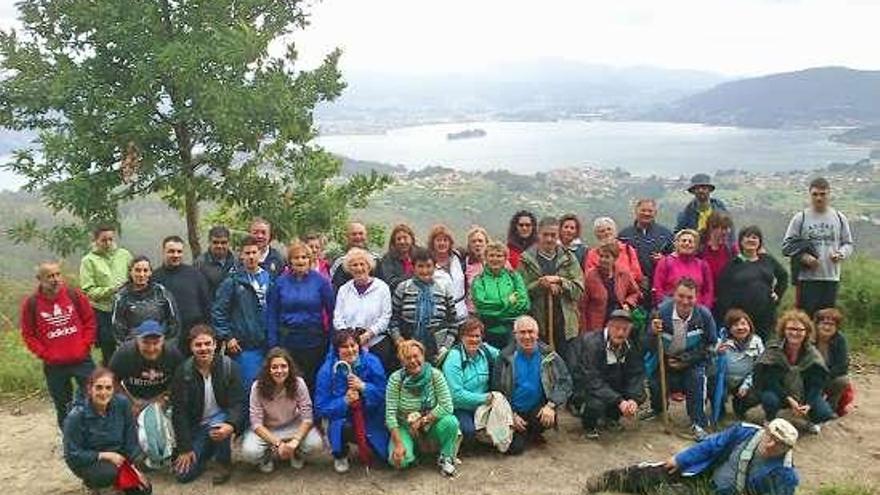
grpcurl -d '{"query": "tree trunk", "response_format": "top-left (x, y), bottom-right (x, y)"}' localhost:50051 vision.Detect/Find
top-left (184, 188), bottom-right (201, 259)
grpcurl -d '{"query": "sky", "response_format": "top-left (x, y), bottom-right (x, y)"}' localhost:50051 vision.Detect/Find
top-left (286, 0), bottom-right (880, 76)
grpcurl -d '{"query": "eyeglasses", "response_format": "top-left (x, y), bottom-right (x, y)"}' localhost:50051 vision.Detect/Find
top-left (784, 326), bottom-right (807, 333)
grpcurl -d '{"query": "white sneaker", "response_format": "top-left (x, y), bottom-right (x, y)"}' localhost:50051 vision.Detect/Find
top-left (258, 459), bottom-right (275, 473)
top-left (438, 455), bottom-right (456, 477)
top-left (334, 457), bottom-right (350, 474)
top-left (290, 455), bottom-right (305, 469)
top-left (807, 422), bottom-right (822, 435)
top-left (692, 424), bottom-right (709, 441)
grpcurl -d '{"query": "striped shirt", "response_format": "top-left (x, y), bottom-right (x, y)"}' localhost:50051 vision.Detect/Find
top-left (385, 367), bottom-right (454, 430)
top-left (389, 275), bottom-right (458, 357)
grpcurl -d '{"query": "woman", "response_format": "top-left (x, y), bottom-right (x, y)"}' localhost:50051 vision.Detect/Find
top-left (63, 368), bottom-right (150, 494)
top-left (754, 309), bottom-right (833, 434)
top-left (585, 217), bottom-right (643, 285)
top-left (241, 348), bottom-right (324, 473)
top-left (111, 256), bottom-right (180, 345)
top-left (712, 309), bottom-right (764, 420)
top-left (699, 211), bottom-right (737, 288)
top-left (814, 308), bottom-right (855, 417)
top-left (506, 210), bottom-right (537, 269)
top-left (715, 226), bottom-right (788, 341)
top-left (389, 248), bottom-right (458, 364)
top-left (652, 229), bottom-right (714, 308)
top-left (266, 241), bottom-right (336, 393)
top-left (441, 318), bottom-right (507, 450)
top-left (333, 247), bottom-right (395, 372)
top-left (386, 340), bottom-right (460, 476)
top-left (315, 329), bottom-right (389, 473)
top-left (471, 241), bottom-right (530, 350)
top-left (379, 224), bottom-right (417, 292)
top-left (303, 233), bottom-right (331, 280)
top-left (464, 226), bottom-right (491, 313)
top-left (581, 242), bottom-right (641, 333)
top-left (559, 213), bottom-right (587, 267)
top-left (428, 224), bottom-right (468, 321)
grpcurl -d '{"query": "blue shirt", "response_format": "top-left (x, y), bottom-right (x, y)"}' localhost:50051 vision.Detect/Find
top-left (511, 349), bottom-right (544, 413)
top-left (266, 270), bottom-right (335, 349)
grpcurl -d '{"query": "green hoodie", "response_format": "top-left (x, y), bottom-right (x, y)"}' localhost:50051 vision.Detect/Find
top-left (79, 246), bottom-right (133, 312)
top-left (471, 268), bottom-right (530, 335)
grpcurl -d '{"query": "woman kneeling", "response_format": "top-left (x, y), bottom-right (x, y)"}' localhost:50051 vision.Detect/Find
top-left (241, 348), bottom-right (324, 473)
top-left (386, 340), bottom-right (460, 476)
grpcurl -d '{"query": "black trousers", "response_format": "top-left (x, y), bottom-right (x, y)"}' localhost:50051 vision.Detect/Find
top-left (581, 396), bottom-right (622, 430)
top-left (369, 337), bottom-right (399, 374)
top-left (797, 280), bottom-right (839, 318)
top-left (95, 309), bottom-right (117, 366)
top-left (508, 407), bottom-right (550, 456)
top-left (287, 338), bottom-right (328, 396)
top-left (45, 359), bottom-right (95, 429)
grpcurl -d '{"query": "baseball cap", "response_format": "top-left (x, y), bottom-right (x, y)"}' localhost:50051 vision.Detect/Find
top-left (135, 319), bottom-right (165, 338)
top-left (608, 309), bottom-right (633, 322)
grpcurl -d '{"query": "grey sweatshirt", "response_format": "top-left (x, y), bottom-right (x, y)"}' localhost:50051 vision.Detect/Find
top-left (783, 207), bottom-right (854, 281)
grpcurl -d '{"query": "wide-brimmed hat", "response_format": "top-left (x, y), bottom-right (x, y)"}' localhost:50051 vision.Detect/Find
top-left (767, 418), bottom-right (799, 448)
top-left (687, 173), bottom-right (716, 193)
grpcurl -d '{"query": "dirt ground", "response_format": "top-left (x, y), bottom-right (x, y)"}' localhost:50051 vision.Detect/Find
top-left (2, 374), bottom-right (878, 495)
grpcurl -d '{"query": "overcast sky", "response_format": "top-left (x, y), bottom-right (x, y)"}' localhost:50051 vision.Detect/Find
top-left (0, 0), bottom-right (877, 76)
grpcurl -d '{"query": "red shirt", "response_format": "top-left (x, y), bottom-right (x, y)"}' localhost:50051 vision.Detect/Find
top-left (20, 285), bottom-right (96, 365)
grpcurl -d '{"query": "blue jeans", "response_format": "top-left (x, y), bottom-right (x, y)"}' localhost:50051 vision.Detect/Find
top-left (175, 412), bottom-right (232, 484)
top-left (45, 359), bottom-right (95, 429)
top-left (454, 409), bottom-right (477, 439)
top-left (760, 389), bottom-right (834, 424)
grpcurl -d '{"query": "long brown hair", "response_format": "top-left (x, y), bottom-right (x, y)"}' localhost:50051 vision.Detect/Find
top-left (256, 347), bottom-right (301, 400)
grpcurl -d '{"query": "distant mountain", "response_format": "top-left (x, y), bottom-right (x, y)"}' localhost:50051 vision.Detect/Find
top-left (643, 67), bottom-right (880, 128)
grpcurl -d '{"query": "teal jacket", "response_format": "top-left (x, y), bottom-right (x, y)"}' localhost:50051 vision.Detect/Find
top-left (441, 343), bottom-right (500, 411)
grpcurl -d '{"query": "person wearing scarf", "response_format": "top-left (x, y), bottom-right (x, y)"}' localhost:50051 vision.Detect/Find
top-left (386, 340), bottom-right (460, 476)
top-left (315, 329), bottom-right (389, 474)
top-left (754, 310), bottom-right (833, 435)
top-left (389, 248), bottom-right (458, 364)
top-left (584, 418), bottom-right (800, 495)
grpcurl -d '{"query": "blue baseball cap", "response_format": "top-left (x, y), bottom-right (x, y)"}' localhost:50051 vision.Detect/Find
top-left (135, 319), bottom-right (165, 338)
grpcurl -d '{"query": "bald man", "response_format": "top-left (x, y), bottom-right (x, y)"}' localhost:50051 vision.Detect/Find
top-left (330, 221), bottom-right (380, 290)
top-left (20, 262), bottom-right (97, 429)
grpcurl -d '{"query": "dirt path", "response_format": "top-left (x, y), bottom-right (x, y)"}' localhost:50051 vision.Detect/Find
top-left (2, 373), bottom-right (878, 495)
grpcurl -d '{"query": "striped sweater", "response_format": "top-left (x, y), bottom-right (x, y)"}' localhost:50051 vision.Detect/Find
top-left (385, 367), bottom-right (454, 430)
top-left (389, 274), bottom-right (458, 360)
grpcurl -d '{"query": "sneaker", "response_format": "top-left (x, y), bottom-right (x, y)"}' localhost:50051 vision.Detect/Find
top-left (258, 459), bottom-right (275, 474)
top-left (584, 428), bottom-right (600, 440)
top-left (692, 424), bottom-right (709, 441)
top-left (333, 457), bottom-right (350, 474)
top-left (212, 463), bottom-right (232, 485)
top-left (807, 422), bottom-right (822, 435)
top-left (438, 455), bottom-right (456, 477)
top-left (290, 454), bottom-right (305, 470)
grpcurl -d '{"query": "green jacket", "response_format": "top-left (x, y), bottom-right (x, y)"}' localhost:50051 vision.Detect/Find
top-left (471, 268), bottom-right (530, 335)
top-left (518, 246), bottom-right (585, 341)
top-left (79, 246), bottom-right (133, 312)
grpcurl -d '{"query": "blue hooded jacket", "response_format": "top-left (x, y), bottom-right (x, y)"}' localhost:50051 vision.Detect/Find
top-left (675, 422), bottom-right (799, 495)
top-left (675, 197), bottom-right (729, 233)
top-left (63, 394), bottom-right (141, 470)
top-left (314, 347), bottom-right (389, 461)
top-left (211, 269), bottom-right (271, 350)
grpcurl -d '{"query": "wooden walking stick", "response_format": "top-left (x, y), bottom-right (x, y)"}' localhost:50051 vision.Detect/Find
top-left (653, 312), bottom-right (671, 434)
top-left (546, 290), bottom-right (556, 351)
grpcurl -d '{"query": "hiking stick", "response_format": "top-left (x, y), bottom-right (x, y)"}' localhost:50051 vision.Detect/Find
top-left (546, 290), bottom-right (556, 351)
top-left (653, 314), bottom-right (671, 434)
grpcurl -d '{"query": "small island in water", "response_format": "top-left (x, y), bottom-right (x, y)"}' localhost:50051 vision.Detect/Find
top-left (447, 128), bottom-right (487, 140)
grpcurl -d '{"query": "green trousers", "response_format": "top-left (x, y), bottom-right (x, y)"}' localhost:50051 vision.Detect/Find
top-left (388, 414), bottom-right (460, 468)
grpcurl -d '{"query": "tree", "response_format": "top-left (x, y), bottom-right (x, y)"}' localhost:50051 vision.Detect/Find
top-left (0, 0), bottom-right (390, 258)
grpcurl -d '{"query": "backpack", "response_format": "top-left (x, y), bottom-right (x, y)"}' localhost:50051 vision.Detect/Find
top-left (26, 286), bottom-right (88, 331)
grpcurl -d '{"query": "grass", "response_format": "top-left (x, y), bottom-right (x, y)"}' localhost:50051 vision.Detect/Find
top-left (0, 329), bottom-right (44, 397)
top-left (816, 484), bottom-right (878, 495)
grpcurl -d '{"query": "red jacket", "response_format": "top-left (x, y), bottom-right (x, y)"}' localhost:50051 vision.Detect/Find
top-left (20, 285), bottom-right (96, 365)
top-left (581, 267), bottom-right (641, 332)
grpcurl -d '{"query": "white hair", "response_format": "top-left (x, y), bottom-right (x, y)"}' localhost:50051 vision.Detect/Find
top-left (593, 217), bottom-right (617, 231)
top-left (513, 315), bottom-right (539, 333)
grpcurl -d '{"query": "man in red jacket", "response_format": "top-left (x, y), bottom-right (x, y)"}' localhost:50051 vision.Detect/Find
top-left (20, 261), bottom-right (97, 429)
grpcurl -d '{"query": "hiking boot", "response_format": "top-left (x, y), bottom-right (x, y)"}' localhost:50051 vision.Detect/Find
top-left (212, 463), bottom-right (232, 485)
top-left (258, 458), bottom-right (275, 474)
top-left (584, 427), bottom-right (600, 440)
top-left (290, 454), bottom-right (305, 469)
top-left (691, 424), bottom-right (709, 441)
top-left (638, 409), bottom-right (658, 421)
top-left (807, 422), bottom-right (822, 435)
top-left (333, 457), bottom-right (350, 474)
top-left (438, 455), bottom-right (456, 477)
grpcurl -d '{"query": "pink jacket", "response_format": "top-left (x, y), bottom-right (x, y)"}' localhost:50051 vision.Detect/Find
top-left (652, 253), bottom-right (714, 309)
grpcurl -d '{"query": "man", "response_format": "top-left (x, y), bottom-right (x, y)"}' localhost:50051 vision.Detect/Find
top-left (618, 199), bottom-right (674, 308)
top-left (250, 217), bottom-right (285, 276)
top-left (492, 315), bottom-right (572, 455)
top-left (518, 216), bottom-right (584, 358)
top-left (782, 177), bottom-right (854, 317)
top-left (109, 319), bottom-right (184, 468)
top-left (152, 235), bottom-right (212, 353)
top-left (211, 235), bottom-right (271, 391)
top-left (79, 223), bottom-right (133, 364)
top-left (171, 325), bottom-right (243, 485)
top-left (584, 418), bottom-right (800, 495)
top-left (194, 225), bottom-right (238, 297)
top-left (330, 221), bottom-right (379, 290)
top-left (675, 173), bottom-right (729, 235)
top-left (20, 261), bottom-right (96, 429)
top-left (569, 310), bottom-right (645, 439)
top-left (648, 277), bottom-right (717, 440)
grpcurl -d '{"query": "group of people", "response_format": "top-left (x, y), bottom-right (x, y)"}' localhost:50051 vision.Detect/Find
top-left (19, 173), bottom-right (857, 494)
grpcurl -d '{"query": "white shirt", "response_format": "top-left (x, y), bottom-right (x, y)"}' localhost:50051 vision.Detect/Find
top-left (670, 306), bottom-right (693, 355)
top-left (202, 374), bottom-right (221, 422)
top-left (333, 278), bottom-right (392, 348)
